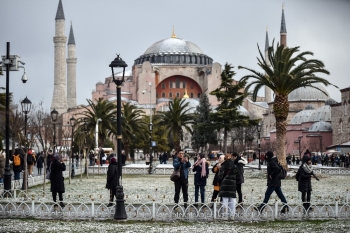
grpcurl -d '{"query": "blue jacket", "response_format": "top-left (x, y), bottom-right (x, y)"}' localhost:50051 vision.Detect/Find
top-left (173, 157), bottom-right (191, 179)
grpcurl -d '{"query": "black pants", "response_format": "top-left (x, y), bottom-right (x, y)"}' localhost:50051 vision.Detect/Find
top-left (174, 178), bottom-right (188, 204)
top-left (301, 191), bottom-right (311, 203)
top-left (38, 168), bottom-right (42, 175)
top-left (211, 190), bottom-right (220, 202)
top-left (236, 183), bottom-right (243, 203)
top-left (109, 188), bottom-right (116, 202)
top-left (52, 192), bottom-right (63, 202)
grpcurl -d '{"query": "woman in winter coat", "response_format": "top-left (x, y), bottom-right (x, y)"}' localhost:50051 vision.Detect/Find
top-left (36, 152), bottom-right (44, 175)
top-left (50, 153), bottom-right (66, 208)
top-left (232, 152), bottom-right (247, 205)
top-left (218, 154), bottom-right (238, 220)
top-left (210, 154), bottom-right (225, 205)
top-left (192, 154), bottom-right (210, 205)
top-left (298, 155), bottom-right (319, 213)
top-left (106, 157), bottom-right (118, 207)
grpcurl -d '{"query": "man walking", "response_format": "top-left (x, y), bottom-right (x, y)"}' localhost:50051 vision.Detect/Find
top-left (258, 151), bottom-right (288, 214)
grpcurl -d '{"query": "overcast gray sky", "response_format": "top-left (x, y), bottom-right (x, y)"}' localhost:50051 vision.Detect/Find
top-left (1, 0), bottom-right (349, 111)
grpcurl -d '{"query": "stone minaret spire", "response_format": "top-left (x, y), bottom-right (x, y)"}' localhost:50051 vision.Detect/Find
top-left (51, 0), bottom-right (68, 113)
top-left (67, 21), bottom-right (77, 109)
top-left (264, 27), bottom-right (272, 103)
top-left (280, 3), bottom-right (287, 47)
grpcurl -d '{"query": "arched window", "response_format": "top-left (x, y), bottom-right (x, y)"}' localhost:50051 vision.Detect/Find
top-left (169, 93), bottom-right (173, 98)
top-left (162, 92), bottom-right (165, 98)
top-left (190, 93), bottom-right (194, 98)
top-left (197, 93), bottom-right (201, 98)
top-left (339, 118), bottom-right (343, 133)
top-left (176, 92), bottom-right (180, 98)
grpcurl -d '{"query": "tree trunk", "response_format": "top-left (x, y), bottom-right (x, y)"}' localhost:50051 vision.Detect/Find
top-left (273, 94), bottom-right (289, 167)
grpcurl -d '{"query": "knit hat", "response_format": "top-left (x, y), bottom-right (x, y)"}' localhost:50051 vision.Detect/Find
top-left (302, 155), bottom-right (311, 164)
top-left (266, 151), bottom-right (274, 160)
top-left (111, 157), bottom-right (116, 163)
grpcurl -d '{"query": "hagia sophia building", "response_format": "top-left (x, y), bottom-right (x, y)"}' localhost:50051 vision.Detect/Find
top-left (52, 0), bottom-right (350, 155)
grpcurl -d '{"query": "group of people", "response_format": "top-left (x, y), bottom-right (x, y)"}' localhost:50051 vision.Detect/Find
top-left (171, 149), bottom-right (320, 220)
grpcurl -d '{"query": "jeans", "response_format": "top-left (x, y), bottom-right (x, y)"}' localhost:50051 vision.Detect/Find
top-left (260, 186), bottom-right (287, 209)
top-left (14, 171), bottom-right (21, 180)
top-left (222, 197), bottom-right (236, 217)
top-left (174, 178), bottom-right (188, 204)
top-left (194, 185), bottom-right (205, 203)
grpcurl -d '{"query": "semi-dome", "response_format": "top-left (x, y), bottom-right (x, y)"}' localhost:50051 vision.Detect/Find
top-left (290, 110), bottom-right (314, 124)
top-left (309, 105), bottom-right (331, 122)
top-left (308, 121), bottom-right (332, 131)
top-left (238, 105), bottom-right (251, 117)
top-left (288, 84), bottom-right (329, 101)
top-left (162, 98), bottom-right (199, 114)
top-left (134, 34), bottom-right (213, 66)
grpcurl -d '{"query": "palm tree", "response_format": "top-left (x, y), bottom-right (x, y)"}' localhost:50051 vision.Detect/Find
top-left (158, 98), bottom-right (195, 151)
top-left (238, 42), bottom-right (337, 166)
top-left (78, 99), bottom-right (116, 147)
top-left (117, 102), bottom-right (146, 158)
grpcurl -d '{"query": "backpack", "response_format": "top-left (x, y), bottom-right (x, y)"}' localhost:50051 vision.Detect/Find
top-left (278, 163), bottom-right (287, 179)
top-left (13, 154), bottom-right (21, 166)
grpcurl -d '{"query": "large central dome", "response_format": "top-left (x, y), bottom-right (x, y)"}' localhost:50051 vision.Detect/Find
top-left (288, 84), bottom-right (329, 101)
top-left (144, 37), bottom-right (204, 55)
top-left (134, 32), bottom-right (213, 66)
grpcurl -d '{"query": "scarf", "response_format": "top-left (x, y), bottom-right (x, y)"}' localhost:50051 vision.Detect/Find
top-left (302, 163), bottom-right (313, 174)
top-left (194, 158), bottom-right (207, 177)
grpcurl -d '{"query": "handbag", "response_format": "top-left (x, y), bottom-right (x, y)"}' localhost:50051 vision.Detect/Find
top-left (170, 169), bottom-right (180, 182)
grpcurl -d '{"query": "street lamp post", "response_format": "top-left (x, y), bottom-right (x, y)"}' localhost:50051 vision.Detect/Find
top-left (83, 121), bottom-right (88, 178)
top-left (69, 116), bottom-right (76, 184)
top-left (51, 109), bottom-right (59, 153)
top-left (256, 122), bottom-right (262, 170)
top-left (21, 96), bottom-right (32, 192)
top-left (1, 42), bottom-right (28, 194)
top-left (298, 135), bottom-right (303, 158)
top-left (143, 82), bottom-right (153, 174)
top-left (110, 54), bottom-right (127, 220)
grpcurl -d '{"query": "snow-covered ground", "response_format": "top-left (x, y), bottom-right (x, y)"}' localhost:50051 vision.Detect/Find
top-left (0, 171), bottom-right (349, 232)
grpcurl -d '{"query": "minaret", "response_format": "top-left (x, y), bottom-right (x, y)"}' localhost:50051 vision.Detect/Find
top-left (67, 22), bottom-right (77, 109)
top-left (264, 27), bottom-right (272, 103)
top-left (51, 0), bottom-right (68, 113)
top-left (280, 4), bottom-right (287, 47)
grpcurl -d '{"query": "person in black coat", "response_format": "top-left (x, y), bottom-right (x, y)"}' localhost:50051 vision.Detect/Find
top-left (105, 157), bottom-right (118, 207)
top-left (36, 152), bottom-right (44, 175)
top-left (258, 151), bottom-right (288, 213)
top-left (11, 148), bottom-right (24, 181)
top-left (192, 153), bottom-right (209, 205)
top-left (50, 153), bottom-right (66, 208)
top-left (297, 155), bottom-right (319, 213)
top-left (210, 154), bottom-right (225, 204)
top-left (218, 154), bottom-right (238, 220)
top-left (232, 152), bottom-right (247, 205)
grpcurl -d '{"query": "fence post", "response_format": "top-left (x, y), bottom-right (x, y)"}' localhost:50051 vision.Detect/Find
top-left (275, 202), bottom-right (278, 219)
top-left (213, 201), bottom-right (217, 220)
top-left (335, 201), bottom-right (338, 219)
top-left (32, 200), bottom-right (35, 216)
top-left (91, 200), bottom-right (95, 218)
top-left (152, 201), bottom-right (156, 220)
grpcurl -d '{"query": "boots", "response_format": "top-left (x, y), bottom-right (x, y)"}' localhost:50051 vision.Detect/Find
top-left (303, 203), bottom-right (308, 214)
top-left (59, 202), bottom-right (65, 208)
top-left (281, 204), bottom-right (289, 214)
top-left (107, 201), bottom-right (114, 207)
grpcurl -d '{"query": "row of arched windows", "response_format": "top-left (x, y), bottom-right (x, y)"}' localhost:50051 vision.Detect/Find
top-left (156, 92), bottom-right (201, 98)
top-left (135, 54), bottom-right (213, 65)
